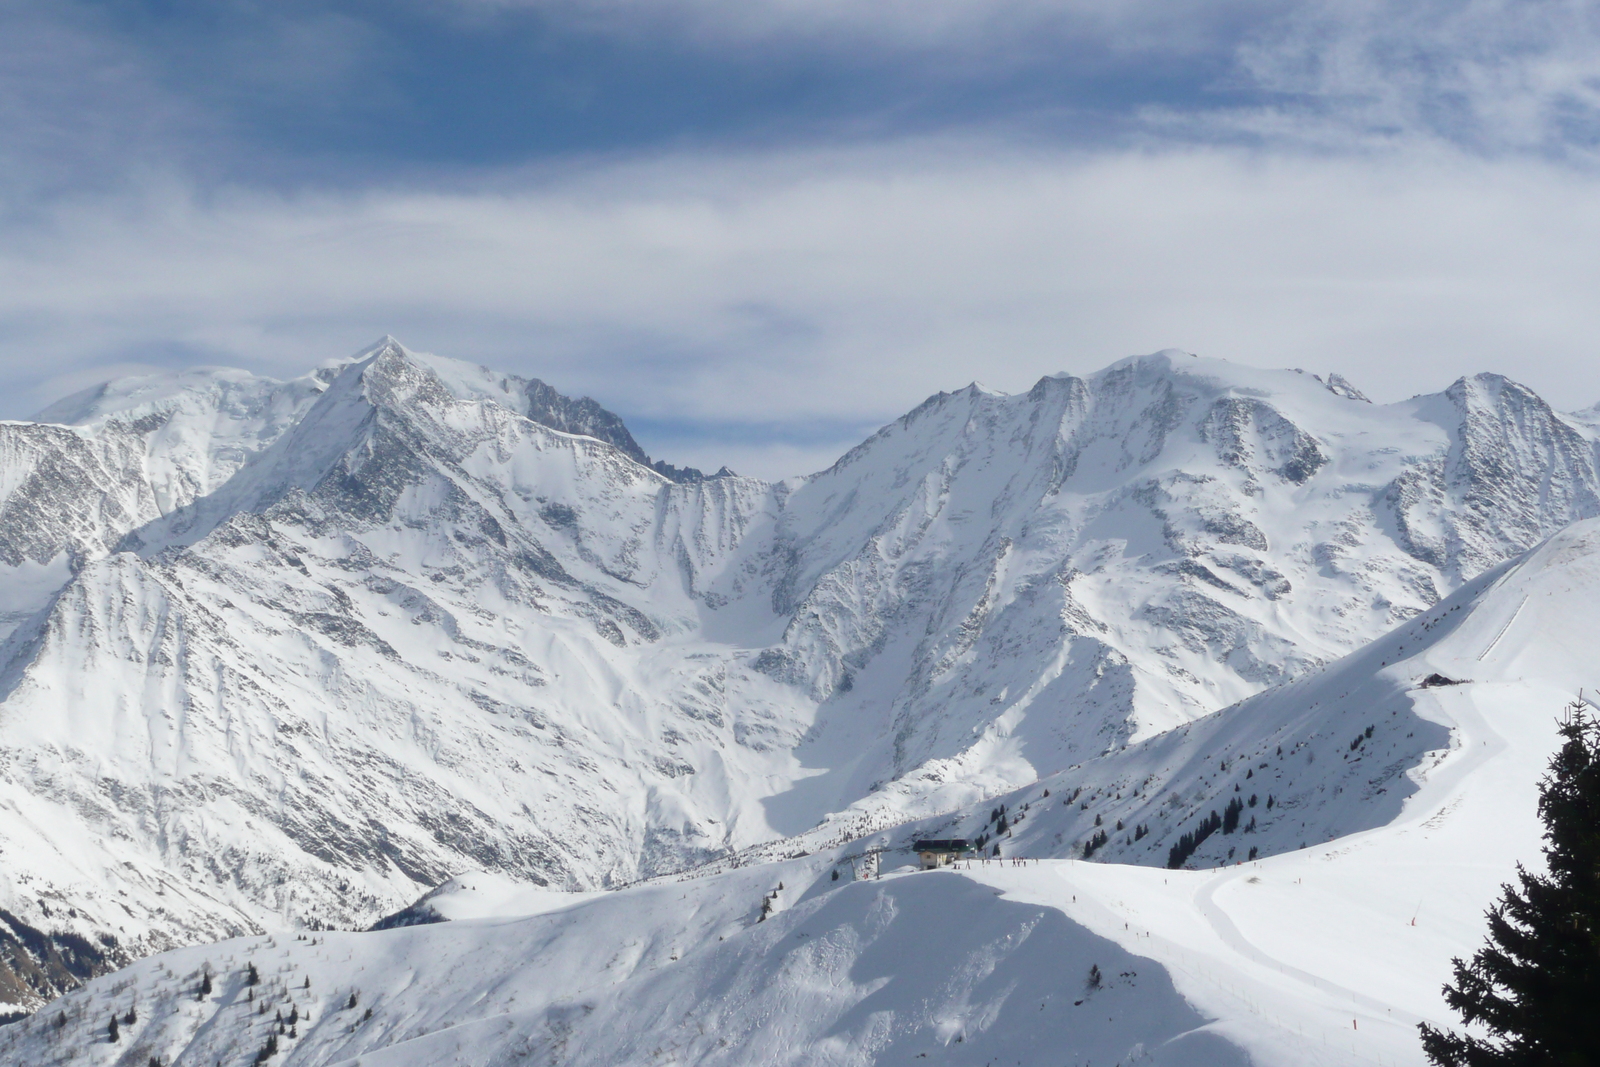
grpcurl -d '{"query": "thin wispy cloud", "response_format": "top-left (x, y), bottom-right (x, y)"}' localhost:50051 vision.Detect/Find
top-left (1234, 0), bottom-right (1600, 153)
top-left (478, 0), bottom-right (1265, 56)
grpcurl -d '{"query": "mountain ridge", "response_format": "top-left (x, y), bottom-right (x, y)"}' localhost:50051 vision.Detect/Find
top-left (2, 339), bottom-right (1599, 1011)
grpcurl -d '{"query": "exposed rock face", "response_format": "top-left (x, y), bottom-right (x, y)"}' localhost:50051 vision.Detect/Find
top-left (2, 341), bottom-right (1597, 1010)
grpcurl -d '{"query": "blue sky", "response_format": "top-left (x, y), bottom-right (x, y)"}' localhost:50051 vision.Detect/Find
top-left (4, 0), bottom-right (1600, 477)
top-left (10, 0), bottom-right (1255, 179)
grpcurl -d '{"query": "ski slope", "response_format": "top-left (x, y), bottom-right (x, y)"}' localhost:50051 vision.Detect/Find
top-left (4, 518), bottom-right (1593, 1066)
top-left (964, 517), bottom-right (1595, 1065)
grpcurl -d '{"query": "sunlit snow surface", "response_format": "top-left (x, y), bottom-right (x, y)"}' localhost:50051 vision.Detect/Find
top-left (3, 337), bottom-right (1599, 1020)
top-left (5, 513), bottom-right (1596, 1066)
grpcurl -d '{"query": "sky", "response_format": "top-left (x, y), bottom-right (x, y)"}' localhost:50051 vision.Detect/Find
top-left (3, 0), bottom-right (1600, 478)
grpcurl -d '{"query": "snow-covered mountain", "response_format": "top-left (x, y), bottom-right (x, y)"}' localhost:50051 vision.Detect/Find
top-left (2, 338), bottom-right (1598, 1013)
top-left (716, 352), bottom-right (1598, 847)
top-left (6, 515), bottom-right (1598, 1066)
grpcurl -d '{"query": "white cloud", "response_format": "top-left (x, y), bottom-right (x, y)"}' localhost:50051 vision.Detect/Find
top-left (4, 139), bottom-right (1600, 479)
top-left (1228, 0), bottom-right (1600, 152)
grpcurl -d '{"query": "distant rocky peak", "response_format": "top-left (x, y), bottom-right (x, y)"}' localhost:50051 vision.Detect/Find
top-left (1442, 372), bottom-right (1591, 454)
top-left (520, 377), bottom-right (652, 465)
top-left (1445, 370), bottom-right (1521, 407)
top-left (1324, 372), bottom-right (1370, 402)
top-left (354, 340), bottom-right (460, 412)
top-left (348, 336), bottom-right (722, 484)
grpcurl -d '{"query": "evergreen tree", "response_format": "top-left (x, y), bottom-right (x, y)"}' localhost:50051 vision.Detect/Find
top-left (198, 971), bottom-right (212, 999)
top-left (1420, 700), bottom-right (1600, 1066)
top-left (1222, 796), bottom-right (1245, 834)
top-left (246, 961), bottom-right (260, 986)
top-left (1167, 809), bottom-right (1223, 868)
top-left (107, 1012), bottom-right (119, 1043)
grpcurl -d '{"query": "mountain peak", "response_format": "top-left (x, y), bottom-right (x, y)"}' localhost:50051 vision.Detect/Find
top-left (1324, 371), bottom-right (1371, 402)
top-left (343, 338), bottom-right (722, 484)
top-left (1101, 348), bottom-right (1194, 375)
top-left (354, 334), bottom-right (407, 360)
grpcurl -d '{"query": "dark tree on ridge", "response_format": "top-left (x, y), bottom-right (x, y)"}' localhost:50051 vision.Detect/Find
top-left (1420, 699), bottom-right (1600, 1066)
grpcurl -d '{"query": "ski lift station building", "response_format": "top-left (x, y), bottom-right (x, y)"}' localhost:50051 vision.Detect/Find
top-left (913, 839), bottom-right (970, 870)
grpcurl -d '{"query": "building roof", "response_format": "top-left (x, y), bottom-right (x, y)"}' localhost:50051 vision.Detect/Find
top-left (911, 839), bottom-right (969, 852)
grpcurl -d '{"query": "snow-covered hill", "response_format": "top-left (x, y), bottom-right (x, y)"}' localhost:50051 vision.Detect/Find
top-left (8, 505), bottom-right (1593, 1067)
top-left (3, 338), bottom-right (1598, 1012)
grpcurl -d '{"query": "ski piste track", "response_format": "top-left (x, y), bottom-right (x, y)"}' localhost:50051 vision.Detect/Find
top-left (955, 575), bottom-right (1544, 1067)
top-left (945, 687), bottom-right (1500, 1065)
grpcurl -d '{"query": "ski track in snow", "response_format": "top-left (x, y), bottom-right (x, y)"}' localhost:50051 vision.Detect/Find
top-left (1170, 679), bottom-right (1509, 1035)
top-left (1475, 594), bottom-right (1526, 661)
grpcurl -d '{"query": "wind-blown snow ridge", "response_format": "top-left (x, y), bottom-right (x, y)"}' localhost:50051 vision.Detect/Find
top-left (2, 339), bottom-right (1599, 1010)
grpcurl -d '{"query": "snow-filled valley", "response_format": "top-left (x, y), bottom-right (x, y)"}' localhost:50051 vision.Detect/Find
top-left (3, 337), bottom-right (1599, 1064)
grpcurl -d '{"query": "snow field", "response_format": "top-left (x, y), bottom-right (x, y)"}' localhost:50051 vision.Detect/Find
top-left (0, 854), bottom-right (1248, 1067)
